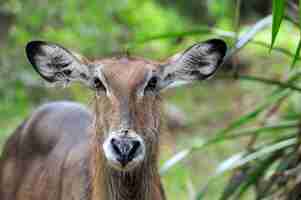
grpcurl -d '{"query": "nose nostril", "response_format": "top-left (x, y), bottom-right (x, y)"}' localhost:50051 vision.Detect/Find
top-left (111, 138), bottom-right (121, 155)
top-left (128, 140), bottom-right (141, 160)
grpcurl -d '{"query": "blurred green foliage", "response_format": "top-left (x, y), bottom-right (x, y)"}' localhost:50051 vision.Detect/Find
top-left (2, 0), bottom-right (301, 199)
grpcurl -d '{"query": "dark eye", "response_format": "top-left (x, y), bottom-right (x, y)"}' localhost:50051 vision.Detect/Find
top-left (145, 77), bottom-right (158, 92)
top-left (93, 77), bottom-right (106, 91)
top-left (62, 69), bottom-right (72, 76)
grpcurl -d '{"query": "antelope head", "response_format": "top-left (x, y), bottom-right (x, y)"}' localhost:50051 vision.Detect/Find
top-left (25, 39), bottom-right (227, 172)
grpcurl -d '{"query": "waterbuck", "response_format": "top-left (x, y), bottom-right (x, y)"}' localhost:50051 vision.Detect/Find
top-left (0, 39), bottom-right (227, 200)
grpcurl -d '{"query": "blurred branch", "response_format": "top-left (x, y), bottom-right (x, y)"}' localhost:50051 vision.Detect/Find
top-left (0, 8), bottom-right (14, 47)
top-left (285, 1), bottom-right (300, 29)
top-left (251, 40), bottom-right (301, 60)
top-left (234, 0), bottom-right (242, 35)
top-left (233, 0), bottom-right (242, 78)
top-left (226, 15), bottom-right (272, 60)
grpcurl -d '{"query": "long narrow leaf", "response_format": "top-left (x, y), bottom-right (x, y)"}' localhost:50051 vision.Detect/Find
top-left (217, 138), bottom-right (297, 173)
top-left (292, 36), bottom-right (301, 68)
top-left (159, 149), bottom-right (191, 175)
top-left (219, 169), bottom-right (249, 200)
top-left (219, 152), bottom-right (281, 200)
top-left (194, 136), bottom-right (294, 200)
top-left (271, 0), bottom-right (285, 50)
top-left (290, 0), bottom-right (301, 68)
top-left (251, 40), bottom-right (301, 60)
top-left (257, 152), bottom-right (298, 198)
top-left (212, 89), bottom-right (291, 137)
top-left (232, 152), bottom-right (282, 200)
top-left (237, 75), bottom-right (301, 93)
top-left (226, 122), bottom-right (298, 139)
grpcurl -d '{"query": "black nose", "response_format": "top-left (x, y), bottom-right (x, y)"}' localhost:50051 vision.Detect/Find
top-left (110, 137), bottom-right (141, 167)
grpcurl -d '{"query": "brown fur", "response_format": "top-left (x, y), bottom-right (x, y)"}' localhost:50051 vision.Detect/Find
top-left (0, 57), bottom-right (166, 200)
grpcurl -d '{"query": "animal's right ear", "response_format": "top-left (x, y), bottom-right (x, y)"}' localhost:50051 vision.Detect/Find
top-left (26, 41), bottom-right (93, 86)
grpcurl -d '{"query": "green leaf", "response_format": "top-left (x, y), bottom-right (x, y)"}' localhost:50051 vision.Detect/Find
top-left (232, 152), bottom-right (281, 200)
top-left (219, 169), bottom-right (249, 200)
top-left (217, 138), bottom-right (297, 173)
top-left (271, 0), bottom-right (285, 50)
top-left (237, 75), bottom-right (301, 93)
top-left (212, 89), bottom-right (291, 137)
top-left (229, 121), bottom-right (298, 138)
top-left (292, 0), bottom-right (301, 67)
top-left (219, 152), bottom-right (280, 200)
top-left (159, 149), bottom-right (191, 175)
top-left (251, 40), bottom-right (300, 59)
top-left (257, 152), bottom-right (298, 198)
top-left (160, 88), bottom-right (294, 176)
top-left (291, 0), bottom-right (301, 68)
top-left (291, 36), bottom-right (301, 68)
top-left (194, 137), bottom-right (292, 200)
top-left (161, 73), bottom-right (301, 176)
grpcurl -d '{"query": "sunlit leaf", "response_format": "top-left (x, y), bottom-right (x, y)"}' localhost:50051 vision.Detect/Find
top-left (228, 15), bottom-right (272, 58)
top-left (160, 149), bottom-right (191, 175)
top-left (216, 153), bottom-right (245, 175)
top-left (217, 138), bottom-right (296, 173)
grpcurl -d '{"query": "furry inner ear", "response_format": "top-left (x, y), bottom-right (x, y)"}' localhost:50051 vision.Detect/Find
top-left (159, 39), bottom-right (227, 89)
top-left (26, 41), bottom-right (91, 85)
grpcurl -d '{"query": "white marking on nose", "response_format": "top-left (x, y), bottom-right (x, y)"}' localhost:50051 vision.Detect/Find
top-left (103, 131), bottom-right (145, 171)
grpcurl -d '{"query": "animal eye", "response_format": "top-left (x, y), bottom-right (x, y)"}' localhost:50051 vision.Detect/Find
top-left (93, 77), bottom-right (106, 91)
top-left (145, 77), bottom-right (158, 92)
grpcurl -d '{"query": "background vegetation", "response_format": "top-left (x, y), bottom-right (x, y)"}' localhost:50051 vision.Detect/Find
top-left (1, 0), bottom-right (301, 199)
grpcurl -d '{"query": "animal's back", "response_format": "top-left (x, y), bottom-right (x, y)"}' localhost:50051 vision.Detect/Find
top-left (0, 101), bottom-right (93, 200)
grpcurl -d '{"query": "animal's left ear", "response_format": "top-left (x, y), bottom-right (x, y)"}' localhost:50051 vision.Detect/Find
top-left (158, 39), bottom-right (227, 89)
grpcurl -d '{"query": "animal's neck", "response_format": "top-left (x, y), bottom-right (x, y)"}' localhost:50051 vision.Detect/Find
top-left (104, 164), bottom-right (158, 200)
top-left (89, 135), bottom-right (164, 200)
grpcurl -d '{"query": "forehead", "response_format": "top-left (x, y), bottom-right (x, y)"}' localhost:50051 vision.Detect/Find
top-left (94, 57), bottom-right (158, 91)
